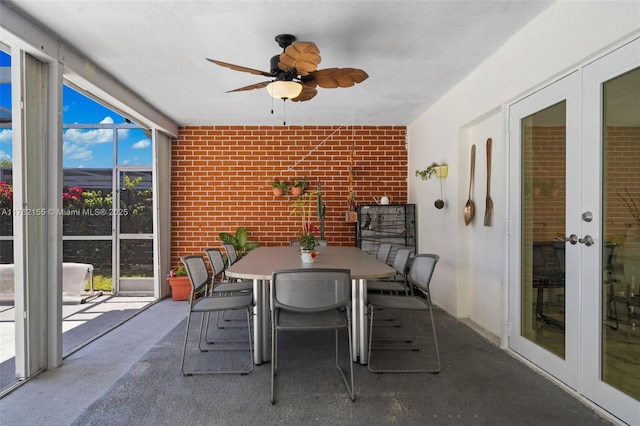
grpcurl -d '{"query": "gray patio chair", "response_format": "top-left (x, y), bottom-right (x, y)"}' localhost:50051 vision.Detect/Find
top-left (222, 242), bottom-right (239, 266)
top-left (367, 247), bottom-right (413, 294)
top-left (270, 268), bottom-right (355, 404)
top-left (204, 247), bottom-right (253, 295)
top-left (367, 253), bottom-right (441, 373)
top-left (375, 242), bottom-right (393, 264)
top-left (180, 255), bottom-right (254, 375)
top-left (367, 247), bottom-right (414, 331)
top-left (203, 248), bottom-right (253, 333)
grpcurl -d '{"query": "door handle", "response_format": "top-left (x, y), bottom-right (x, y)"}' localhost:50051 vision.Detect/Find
top-left (579, 235), bottom-right (594, 246)
top-left (558, 234), bottom-right (578, 245)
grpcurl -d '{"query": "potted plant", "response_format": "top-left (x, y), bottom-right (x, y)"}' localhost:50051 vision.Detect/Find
top-left (290, 176), bottom-right (309, 196)
top-left (219, 226), bottom-right (260, 260)
top-left (167, 266), bottom-right (191, 301)
top-left (415, 162), bottom-right (440, 181)
top-left (272, 179), bottom-right (288, 197)
top-left (298, 230), bottom-right (319, 263)
top-left (415, 162), bottom-right (447, 208)
top-left (290, 191), bottom-right (320, 263)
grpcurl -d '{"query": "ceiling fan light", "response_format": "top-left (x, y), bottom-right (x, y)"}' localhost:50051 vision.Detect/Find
top-left (267, 81), bottom-right (302, 100)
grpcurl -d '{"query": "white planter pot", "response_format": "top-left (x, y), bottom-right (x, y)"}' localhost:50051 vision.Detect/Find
top-left (301, 250), bottom-right (316, 263)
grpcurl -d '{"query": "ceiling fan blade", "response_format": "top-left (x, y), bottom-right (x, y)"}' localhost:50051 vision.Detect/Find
top-left (226, 81), bottom-right (271, 93)
top-left (291, 81), bottom-right (318, 102)
top-left (278, 42), bottom-right (321, 76)
top-left (206, 58), bottom-right (274, 77)
top-left (312, 68), bottom-right (369, 89)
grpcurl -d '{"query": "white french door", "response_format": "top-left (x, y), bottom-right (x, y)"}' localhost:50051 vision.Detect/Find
top-left (508, 71), bottom-right (581, 388)
top-left (508, 38), bottom-right (640, 425)
top-left (580, 39), bottom-right (640, 424)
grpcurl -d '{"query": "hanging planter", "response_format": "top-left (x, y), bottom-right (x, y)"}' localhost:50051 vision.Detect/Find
top-left (290, 176), bottom-right (308, 197)
top-left (415, 162), bottom-right (448, 209)
top-left (272, 179), bottom-right (288, 197)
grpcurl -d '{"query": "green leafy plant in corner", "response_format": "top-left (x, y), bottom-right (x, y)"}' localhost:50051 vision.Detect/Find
top-left (219, 226), bottom-right (260, 259)
top-left (175, 266), bottom-right (187, 277)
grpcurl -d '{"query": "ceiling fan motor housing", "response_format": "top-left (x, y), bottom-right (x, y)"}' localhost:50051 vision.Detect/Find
top-left (270, 55), bottom-right (297, 81)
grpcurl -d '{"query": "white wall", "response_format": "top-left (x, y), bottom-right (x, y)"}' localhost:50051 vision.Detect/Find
top-left (408, 1), bottom-right (640, 337)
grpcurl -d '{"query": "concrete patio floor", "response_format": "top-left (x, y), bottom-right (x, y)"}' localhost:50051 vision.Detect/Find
top-left (0, 296), bottom-right (622, 425)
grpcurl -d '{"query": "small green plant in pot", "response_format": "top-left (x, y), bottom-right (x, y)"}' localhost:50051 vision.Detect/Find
top-left (291, 176), bottom-right (309, 196)
top-left (298, 231), bottom-right (318, 251)
top-left (272, 179), bottom-right (288, 197)
top-left (414, 162), bottom-right (439, 181)
top-left (290, 191), bottom-right (320, 262)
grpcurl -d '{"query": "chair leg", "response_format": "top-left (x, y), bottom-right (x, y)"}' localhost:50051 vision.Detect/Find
top-left (334, 322), bottom-right (355, 401)
top-left (367, 305), bottom-right (440, 374)
top-left (181, 310), bottom-right (193, 376)
top-left (270, 318), bottom-right (277, 404)
top-left (271, 323), bottom-right (354, 403)
top-left (183, 308), bottom-right (254, 376)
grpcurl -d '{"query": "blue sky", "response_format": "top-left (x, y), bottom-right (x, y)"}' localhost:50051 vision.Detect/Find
top-left (0, 50), bottom-right (151, 168)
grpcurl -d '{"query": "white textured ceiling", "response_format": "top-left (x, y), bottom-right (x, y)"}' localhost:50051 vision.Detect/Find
top-left (4, 0), bottom-right (553, 126)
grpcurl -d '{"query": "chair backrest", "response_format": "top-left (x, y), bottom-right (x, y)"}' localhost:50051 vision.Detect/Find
top-left (376, 243), bottom-right (393, 264)
top-left (181, 255), bottom-right (209, 294)
top-left (532, 244), bottom-right (546, 271)
top-left (392, 248), bottom-right (413, 276)
top-left (553, 242), bottom-right (566, 274)
top-left (409, 254), bottom-right (439, 296)
top-left (271, 268), bottom-right (351, 313)
top-left (203, 247), bottom-right (225, 277)
top-left (222, 243), bottom-right (239, 266)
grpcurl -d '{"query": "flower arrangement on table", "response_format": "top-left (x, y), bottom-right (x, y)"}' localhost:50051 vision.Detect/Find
top-left (290, 191), bottom-right (320, 262)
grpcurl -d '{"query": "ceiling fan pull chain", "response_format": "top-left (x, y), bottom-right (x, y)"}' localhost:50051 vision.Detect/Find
top-left (282, 99), bottom-right (286, 125)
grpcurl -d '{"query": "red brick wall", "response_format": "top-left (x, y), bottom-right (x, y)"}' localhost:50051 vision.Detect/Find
top-left (170, 125), bottom-right (407, 266)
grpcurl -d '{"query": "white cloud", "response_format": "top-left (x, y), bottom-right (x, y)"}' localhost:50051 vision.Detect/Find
top-left (131, 139), bottom-right (150, 149)
top-left (63, 141), bottom-right (93, 161)
top-left (0, 129), bottom-right (12, 143)
top-left (63, 116), bottom-right (128, 145)
top-left (0, 150), bottom-right (10, 161)
top-left (64, 127), bottom-right (112, 144)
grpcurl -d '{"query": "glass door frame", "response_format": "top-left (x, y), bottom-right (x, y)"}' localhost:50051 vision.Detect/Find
top-left (580, 38), bottom-right (640, 423)
top-left (507, 70), bottom-right (582, 389)
top-left (509, 37), bottom-right (640, 425)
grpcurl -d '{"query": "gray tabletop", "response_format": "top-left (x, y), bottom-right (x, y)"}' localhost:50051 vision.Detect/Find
top-left (226, 245), bottom-right (395, 280)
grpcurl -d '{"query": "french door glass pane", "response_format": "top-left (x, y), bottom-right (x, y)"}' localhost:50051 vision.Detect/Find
top-left (521, 101), bottom-right (566, 358)
top-left (602, 66), bottom-right (640, 400)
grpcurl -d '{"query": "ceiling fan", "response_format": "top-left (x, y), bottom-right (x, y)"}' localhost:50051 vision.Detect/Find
top-left (206, 34), bottom-right (368, 102)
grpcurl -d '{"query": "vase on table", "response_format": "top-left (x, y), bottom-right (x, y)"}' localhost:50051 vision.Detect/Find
top-left (301, 250), bottom-right (316, 263)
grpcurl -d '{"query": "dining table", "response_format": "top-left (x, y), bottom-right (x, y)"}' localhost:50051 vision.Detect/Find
top-left (225, 245), bottom-right (396, 365)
